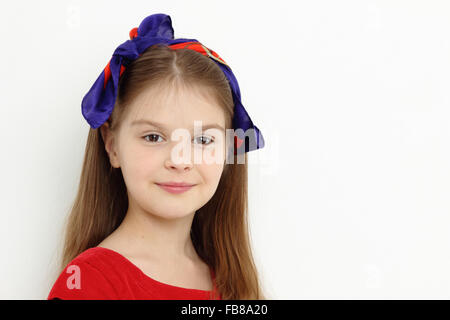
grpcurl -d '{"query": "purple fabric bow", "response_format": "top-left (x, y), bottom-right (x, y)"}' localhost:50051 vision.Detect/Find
top-left (81, 13), bottom-right (264, 153)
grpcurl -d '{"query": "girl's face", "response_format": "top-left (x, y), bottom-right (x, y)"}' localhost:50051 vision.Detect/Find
top-left (103, 84), bottom-right (227, 220)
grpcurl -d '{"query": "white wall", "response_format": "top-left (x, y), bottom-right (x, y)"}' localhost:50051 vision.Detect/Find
top-left (1, 0), bottom-right (450, 299)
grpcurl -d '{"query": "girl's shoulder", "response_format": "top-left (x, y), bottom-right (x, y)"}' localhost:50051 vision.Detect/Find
top-left (69, 246), bottom-right (121, 269)
top-left (47, 247), bottom-right (126, 300)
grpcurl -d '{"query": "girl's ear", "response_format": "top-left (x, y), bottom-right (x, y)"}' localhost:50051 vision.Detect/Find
top-left (100, 122), bottom-right (120, 168)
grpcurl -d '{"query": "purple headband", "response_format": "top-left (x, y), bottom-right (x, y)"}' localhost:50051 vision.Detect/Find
top-left (81, 13), bottom-right (265, 154)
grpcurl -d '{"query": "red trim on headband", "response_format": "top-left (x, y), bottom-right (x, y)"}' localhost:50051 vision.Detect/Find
top-left (234, 136), bottom-right (244, 155)
top-left (168, 41), bottom-right (228, 66)
top-left (235, 136), bottom-right (244, 149)
top-left (103, 61), bottom-right (126, 90)
top-left (102, 30), bottom-right (227, 90)
top-left (103, 31), bottom-right (227, 91)
top-left (129, 27), bottom-right (138, 40)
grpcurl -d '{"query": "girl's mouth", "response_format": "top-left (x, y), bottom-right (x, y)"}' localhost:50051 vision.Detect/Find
top-left (155, 183), bottom-right (195, 194)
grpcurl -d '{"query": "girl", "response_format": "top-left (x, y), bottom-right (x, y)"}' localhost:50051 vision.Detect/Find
top-left (47, 13), bottom-right (265, 300)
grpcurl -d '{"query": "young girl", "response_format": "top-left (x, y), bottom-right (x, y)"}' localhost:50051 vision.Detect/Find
top-left (47, 13), bottom-right (265, 300)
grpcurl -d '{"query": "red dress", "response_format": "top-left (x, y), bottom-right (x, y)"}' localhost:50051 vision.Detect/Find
top-left (47, 247), bottom-right (221, 300)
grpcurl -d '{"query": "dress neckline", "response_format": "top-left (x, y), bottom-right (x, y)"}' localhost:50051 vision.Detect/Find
top-left (92, 246), bottom-right (218, 295)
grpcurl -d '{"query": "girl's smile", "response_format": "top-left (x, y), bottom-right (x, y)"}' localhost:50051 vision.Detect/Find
top-left (155, 183), bottom-right (196, 194)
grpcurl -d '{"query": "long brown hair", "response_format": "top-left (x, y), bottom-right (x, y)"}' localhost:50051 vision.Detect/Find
top-left (57, 44), bottom-right (265, 299)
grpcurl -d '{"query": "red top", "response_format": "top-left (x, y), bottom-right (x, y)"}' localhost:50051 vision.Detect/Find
top-left (47, 247), bottom-right (221, 300)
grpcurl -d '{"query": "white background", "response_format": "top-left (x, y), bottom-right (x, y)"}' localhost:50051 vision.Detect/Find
top-left (1, 0), bottom-right (449, 299)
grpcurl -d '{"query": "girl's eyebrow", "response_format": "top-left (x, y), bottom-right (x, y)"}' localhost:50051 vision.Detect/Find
top-left (130, 119), bottom-right (225, 131)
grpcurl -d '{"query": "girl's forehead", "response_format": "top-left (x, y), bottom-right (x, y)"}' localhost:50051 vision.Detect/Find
top-left (133, 82), bottom-right (218, 107)
top-left (126, 85), bottom-right (226, 126)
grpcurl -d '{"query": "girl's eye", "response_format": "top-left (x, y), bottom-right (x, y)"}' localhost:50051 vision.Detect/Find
top-left (143, 134), bottom-right (164, 143)
top-left (194, 135), bottom-right (215, 146)
top-left (143, 134), bottom-right (214, 145)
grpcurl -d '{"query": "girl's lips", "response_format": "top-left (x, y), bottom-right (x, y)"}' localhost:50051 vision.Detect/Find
top-left (156, 183), bottom-right (195, 194)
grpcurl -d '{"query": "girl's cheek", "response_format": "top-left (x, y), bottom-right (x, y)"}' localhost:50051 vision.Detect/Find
top-left (200, 143), bottom-right (226, 164)
top-left (198, 162), bottom-right (224, 179)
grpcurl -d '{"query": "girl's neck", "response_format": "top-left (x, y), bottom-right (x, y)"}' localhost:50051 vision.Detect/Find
top-left (100, 207), bottom-right (200, 264)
